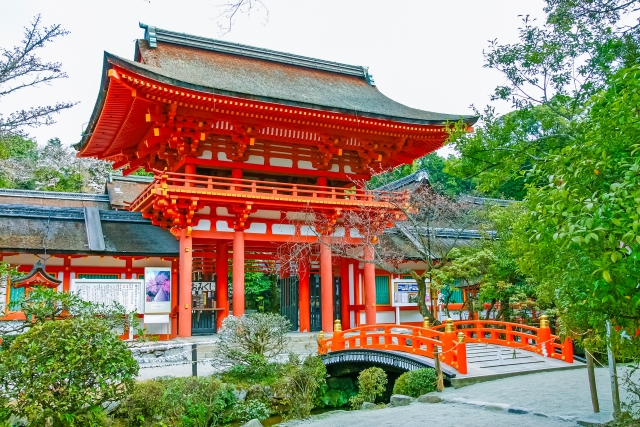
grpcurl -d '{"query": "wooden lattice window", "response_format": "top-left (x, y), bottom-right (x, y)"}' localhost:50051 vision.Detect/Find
top-left (375, 275), bottom-right (390, 305)
top-left (77, 274), bottom-right (119, 280)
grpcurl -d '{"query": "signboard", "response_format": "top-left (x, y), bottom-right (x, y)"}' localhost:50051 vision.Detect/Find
top-left (71, 279), bottom-right (144, 313)
top-left (391, 278), bottom-right (431, 325)
top-left (144, 267), bottom-right (172, 314)
top-left (392, 279), bottom-right (431, 307)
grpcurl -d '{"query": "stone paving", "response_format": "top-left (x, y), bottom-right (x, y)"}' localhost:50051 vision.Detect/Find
top-left (283, 367), bottom-right (631, 427)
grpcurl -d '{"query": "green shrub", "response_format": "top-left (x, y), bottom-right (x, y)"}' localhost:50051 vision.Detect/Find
top-left (392, 368), bottom-right (437, 397)
top-left (117, 380), bottom-right (166, 426)
top-left (0, 318), bottom-right (138, 427)
top-left (229, 400), bottom-right (269, 423)
top-left (162, 376), bottom-right (235, 427)
top-left (213, 313), bottom-right (290, 368)
top-left (223, 354), bottom-right (279, 385)
top-left (349, 367), bottom-right (388, 409)
top-left (278, 354), bottom-right (327, 419)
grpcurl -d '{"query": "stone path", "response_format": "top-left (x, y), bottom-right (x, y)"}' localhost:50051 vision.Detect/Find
top-left (135, 333), bottom-right (318, 381)
top-left (451, 343), bottom-right (585, 387)
top-left (283, 367), bottom-right (632, 426)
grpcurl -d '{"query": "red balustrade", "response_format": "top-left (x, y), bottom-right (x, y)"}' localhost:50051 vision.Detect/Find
top-left (318, 320), bottom-right (468, 374)
top-left (129, 170), bottom-right (405, 212)
top-left (431, 316), bottom-right (573, 363)
top-left (318, 316), bottom-right (574, 376)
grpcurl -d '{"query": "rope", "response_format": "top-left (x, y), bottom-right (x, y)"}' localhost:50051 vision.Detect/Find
top-left (128, 340), bottom-right (217, 352)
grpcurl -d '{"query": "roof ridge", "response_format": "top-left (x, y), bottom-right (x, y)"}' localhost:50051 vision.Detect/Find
top-left (0, 188), bottom-right (109, 201)
top-left (139, 23), bottom-right (376, 85)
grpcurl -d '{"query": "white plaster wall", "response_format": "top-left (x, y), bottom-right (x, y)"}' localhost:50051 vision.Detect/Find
top-left (272, 224), bottom-right (295, 235)
top-left (245, 223), bottom-right (267, 234)
top-left (0, 278), bottom-right (6, 312)
top-left (196, 206), bottom-right (211, 215)
top-left (297, 160), bottom-right (316, 170)
top-left (216, 207), bottom-right (233, 217)
top-left (216, 220), bottom-right (234, 232)
top-left (250, 210), bottom-right (281, 220)
top-left (376, 311), bottom-right (395, 324)
top-left (246, 155), bottom-right (265, 165)
top-left (270, 157), bottom-right (293, 168)
top-left (192, 219), bottom-right (211, 231)
top-left (399, 309), bottom-right (424, 323)
top-left (2, 254), bottom-right (64, 266)
top-left (71, 256), bottom-right (126, 267)
top-left (132, 258), bottom-right (173, 268)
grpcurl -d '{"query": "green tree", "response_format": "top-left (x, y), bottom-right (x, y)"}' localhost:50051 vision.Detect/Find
top-left (520, 65), bottom-right (640, 352)
top-left (370, 153), bottom-right (475, 197)
top-left (0, 318), bottom-right (138, 426)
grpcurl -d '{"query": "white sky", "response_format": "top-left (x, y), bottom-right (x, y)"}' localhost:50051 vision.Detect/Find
top-left (0, 0), bottom-right (546, 156)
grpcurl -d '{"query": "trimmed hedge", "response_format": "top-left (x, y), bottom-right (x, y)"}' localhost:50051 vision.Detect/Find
top-left (392, 368), bottom-right (437, 397)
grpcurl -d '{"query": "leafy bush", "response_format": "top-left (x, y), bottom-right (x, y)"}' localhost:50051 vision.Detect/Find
top-left (118, 376), bottom-right (236, 427)
top-left (213, 313), bottom-right (291, 368)
top-left (222, 354), bottom-right (279, 385)
top-left (349, 367), bottom-right (388, 409)
top-left (116, 380), bottom-right (166, 426)
top-left (278, 354), bottom-right (327, 419)
top-left (0, 317), bottom-right (138, 426)
top-left (392, 368), bottom-right (437, 397)
top-left (229, 400), bottom-right (269, 423)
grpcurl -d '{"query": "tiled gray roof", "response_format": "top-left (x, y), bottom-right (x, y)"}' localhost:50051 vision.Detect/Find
top-left (97, 25), bottom-right (476, 126)
top-left (0, 204), bottom-right (177, 256)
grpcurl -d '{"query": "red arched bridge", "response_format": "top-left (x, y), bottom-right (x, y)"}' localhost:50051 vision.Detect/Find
top-left (317, 316), bottom-right (575, 382)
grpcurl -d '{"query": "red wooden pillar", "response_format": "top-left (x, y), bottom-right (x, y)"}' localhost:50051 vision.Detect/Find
top-left (340, 258), bottom-right (350, 329)
top-left (178, 229), bottom-right (193, 337)
top-left (232, 230), bottom-right (245, 316)
top-left (63, 256), bottom-right (71, 292)
top-left (216, 242), bottom-right (229, 329)
top-left (363, 245), bottom-right (376, 325)
top-left (320, 242), bottom-right (333, 332)
top-left (298, 257), bottom-right (311, 332)
top-left (125, 257), bottom-right (133, 279)
top-left (171, 258), bottom-right (179, 338)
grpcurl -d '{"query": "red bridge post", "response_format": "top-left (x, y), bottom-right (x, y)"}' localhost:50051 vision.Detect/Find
top-left (538, 315), bottom-right (552, 357)
top-left (443, 318), bottom-right (455, 366)
top-left (333, 319), bottom-right (344, 350)
top-left (456, 332), bottom-right (468, 374)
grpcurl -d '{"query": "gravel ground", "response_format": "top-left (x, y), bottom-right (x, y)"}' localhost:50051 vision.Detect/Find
top-left (281, 403), bottom-right (570, 427)
top-left (283, 366), bottom-right (634, 427)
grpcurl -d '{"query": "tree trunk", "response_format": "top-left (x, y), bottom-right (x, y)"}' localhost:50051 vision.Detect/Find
top-left (412, 273), bottom-right (437, 324)
top-left (485, 299), bottom-right (496, 320)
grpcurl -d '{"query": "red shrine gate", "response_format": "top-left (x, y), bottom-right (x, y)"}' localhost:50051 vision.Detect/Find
top-left (77, 24), bottom-right (474, 336)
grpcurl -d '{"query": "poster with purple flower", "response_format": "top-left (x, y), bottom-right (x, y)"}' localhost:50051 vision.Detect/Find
top-left (144, 267), bottom-right (172, 313)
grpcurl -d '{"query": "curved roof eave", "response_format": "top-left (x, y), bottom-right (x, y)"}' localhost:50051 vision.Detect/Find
top-left (75, 53), bottom-right (113, 153)
top-left (106, 53), bottom-right (478, 127)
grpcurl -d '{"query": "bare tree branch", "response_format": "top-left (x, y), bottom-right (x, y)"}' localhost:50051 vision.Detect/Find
top-left (0, 15), bottom-right (76, 139)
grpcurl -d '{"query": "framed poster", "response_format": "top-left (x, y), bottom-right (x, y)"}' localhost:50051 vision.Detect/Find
top-left (71, 279), bottom-right (144, 313)
top-left (391, 278), bottom-right (430, 325)
top-left (144, 267), bottom-right (172, 314)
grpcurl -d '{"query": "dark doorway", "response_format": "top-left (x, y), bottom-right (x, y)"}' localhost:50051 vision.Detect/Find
top-left (279, 276), bottom-right (299, 331)
top-left (310, 274), bottom-right (322, 332)
top-left (192, 279), bottom-right (217, 335)
top-left (333, 276), bottom-right (342, 324)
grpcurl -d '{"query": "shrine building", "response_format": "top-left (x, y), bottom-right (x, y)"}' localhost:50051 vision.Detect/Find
top-left (2, 24), bottom-right (475, 337)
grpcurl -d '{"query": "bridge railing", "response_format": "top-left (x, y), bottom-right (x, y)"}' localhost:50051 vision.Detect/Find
top-left (318, 319), bottom-right (468, 374)
top-left (430, 315), bottom-right (573, 363)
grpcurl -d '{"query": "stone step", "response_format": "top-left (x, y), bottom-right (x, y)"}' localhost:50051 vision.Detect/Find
top-left (468, 355), bottom-right (533, 363)
top-left (479, 359), bottom-right (545, 369)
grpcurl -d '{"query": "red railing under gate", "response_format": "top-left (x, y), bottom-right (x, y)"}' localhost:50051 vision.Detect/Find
top-left (318, 320), bottom-right (468, 374)
top-left (430, 315), bottom-right (574, 363)
top-left (317, 315), bottom-right (573, 376)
